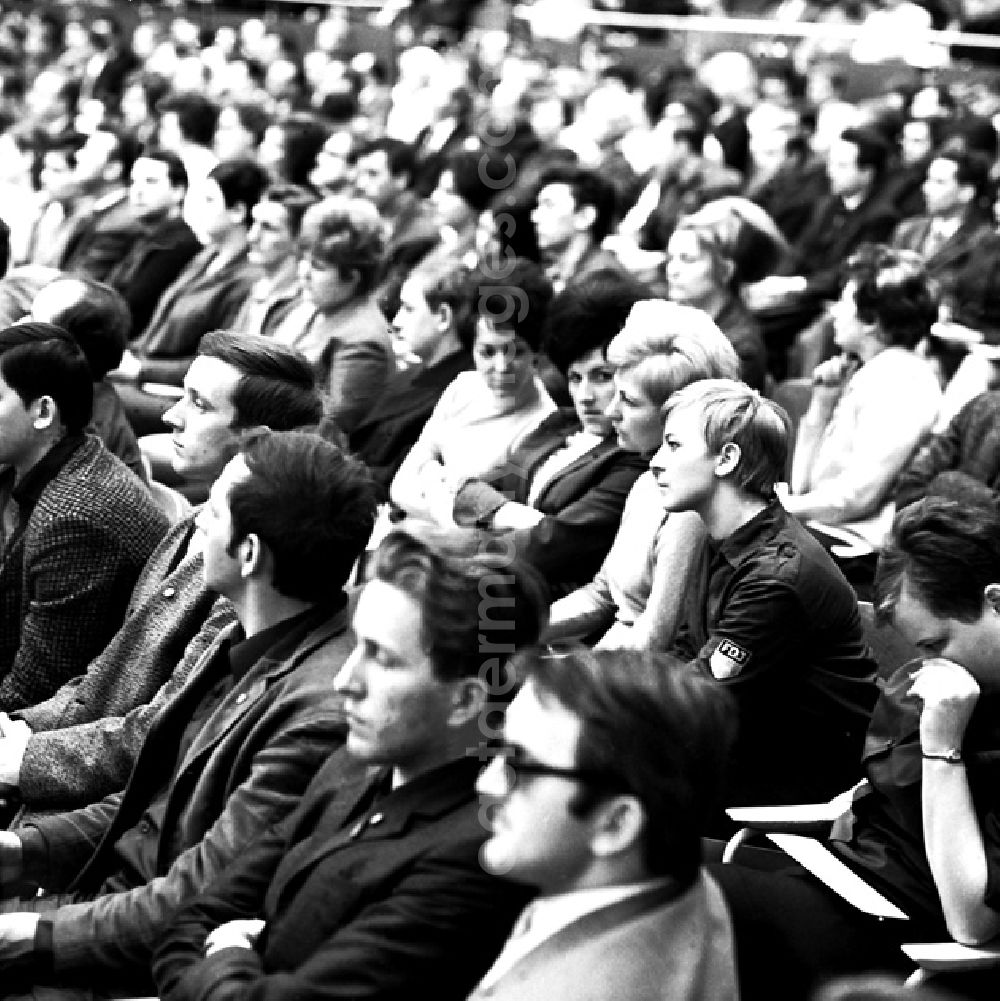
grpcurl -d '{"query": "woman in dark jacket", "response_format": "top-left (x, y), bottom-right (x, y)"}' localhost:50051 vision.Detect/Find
top-left (452, 271), bottom-right (648, 593)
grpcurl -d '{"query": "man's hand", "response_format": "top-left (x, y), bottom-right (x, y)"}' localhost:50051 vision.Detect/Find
top-left (0, 832), bottom-right (23, 888)
top-left (204, 918), bottom-right (266, 958)
top-left (909, 658), bottom-right (980, 754)
top-left (0, 714), bottom-right (30, 790)
top-left (0, 913), bottom-right (38, 963)
top-left (108, 350), bottom-right (142, 382)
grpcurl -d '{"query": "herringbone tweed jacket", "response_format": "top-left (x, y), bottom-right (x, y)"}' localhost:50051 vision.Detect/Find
top-left (14, 513), bottom-right (235, 809)
top-left (0, 436), bottom-right (168, 712)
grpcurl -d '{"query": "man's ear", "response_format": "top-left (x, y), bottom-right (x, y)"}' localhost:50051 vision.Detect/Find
top-left (448, 676), bottom-right (488, 727)
top-left (715, 441), bottom-right (741, 478)
top-left (241, 532), bottom-right (265, 580)
top-left (575, 203), bottom-right (597, 234)
top-left (590, 795), bottom-right (646, 859)
top-left (984, 583), bottom-right (1000, 616)
top-left (32, 395), bottom-right (57, 432)
top-left (436, 302), bottom-right (453, 332)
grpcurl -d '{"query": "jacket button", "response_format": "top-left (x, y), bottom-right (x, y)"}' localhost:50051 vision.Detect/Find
top-left (162, 586), bottom-right (176, 598)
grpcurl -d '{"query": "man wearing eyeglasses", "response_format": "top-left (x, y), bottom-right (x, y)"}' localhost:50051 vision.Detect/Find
top-left (153, 528), bottom-right (546, 1001)
top-left (471, 647), bottom-right (738, 1001)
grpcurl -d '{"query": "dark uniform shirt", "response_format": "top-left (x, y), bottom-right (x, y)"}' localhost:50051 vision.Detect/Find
top-left (673, 501), bottom-right (878, 808)
top-left (830, 666), bottom-right (1000, 933)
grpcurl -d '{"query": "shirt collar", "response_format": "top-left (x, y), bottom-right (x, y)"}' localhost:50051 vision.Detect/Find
top-left (10, 432), bottom-right (86, 518)
top-left (714, 499), bottom-right (784, 567)
top-left (227, 594), bottom-right (347, 683)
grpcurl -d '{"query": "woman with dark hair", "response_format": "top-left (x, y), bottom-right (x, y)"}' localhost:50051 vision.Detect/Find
top-left (451, 271), bottom-right (649, 593)
top-left (781, 244), bottom-right (942, 543)
top-left (666, 196), bottom-right (787, 392)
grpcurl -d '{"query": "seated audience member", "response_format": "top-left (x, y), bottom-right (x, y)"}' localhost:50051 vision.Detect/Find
top-left (890, 148), bottom-right (993, 294)
top-left (99, 148), bottom-right (202, 339)
top-left (651, 379), bottom-right (878, 809)
top-left (711, 498), bottom-right (1000, 1001)
top-left (231, 183), bottom-right (316, 339)
top-left (350, 136), bottom-right (436, 252)
top-left (0, 430), bottom-right (377, 996)
top-left (744, 128), bottom-right (901, 378)
top-left (349, 256), bottom-right (476, 495)
top-left (390, 258), bottom-right (557, 523)
top-left (0, 332), bottom-right (324, 812)
top-left (666, 197), bottom-right (786, 392)
top-left (782, 246), bottom-right (942, 546)
top-left (39, 126), bottom-right (134, 275)
top-left (545, 299), bottom-right (739, 650)
top-left (153, 528), bottom-right (547, 1001)
top-left (623, 114), bottom-right (743, 255)
top-left (27, 276), bottom-right (145, 481)
top-left (453, 272), bottom-right (648, 593)
top-left (0, 323), bottom-right (168, 712)
top-left (530, 164), bottom-right (622, 293)
top-left (157, 92), bottom-right (220, 187)
top-left (111, 158), bottom-right (270, 436)
top-left (922, 246), bottom-right (1000, 429)
top-left (271, 195), bottom-right (393, 435)
top-left (213, 101), bottom-right (270, 163)
top-left (257, 112), bottom-right (329, 188)
top-left (472, 647), bottom-right (738, 1000)
top-left (894, 389), bottom-right (1000, 512)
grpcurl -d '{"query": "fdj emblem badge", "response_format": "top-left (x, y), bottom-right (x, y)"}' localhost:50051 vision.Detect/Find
top-left (709, 638), bottom-right (750, 679)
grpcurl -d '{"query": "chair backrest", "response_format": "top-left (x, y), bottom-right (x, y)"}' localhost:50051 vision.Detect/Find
top-left (858, 600), bottom-right (919, 680)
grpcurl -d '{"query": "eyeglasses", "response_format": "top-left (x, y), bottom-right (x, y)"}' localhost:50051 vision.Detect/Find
top-left (489, 744), bottom-right (616, 793)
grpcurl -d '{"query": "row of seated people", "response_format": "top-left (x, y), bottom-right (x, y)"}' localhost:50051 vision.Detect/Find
top-left (1, 8), bottom-right (1000, 998)
top-left (0, 312), bottom-right (997, 999)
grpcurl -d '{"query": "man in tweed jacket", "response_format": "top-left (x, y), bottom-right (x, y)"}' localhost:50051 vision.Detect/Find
top-left (0, 330), bottom-right (325, 811)
top-left (0, 323), bottom-right (168, 714)
top-left (0, 430), bottom-right (377, 997)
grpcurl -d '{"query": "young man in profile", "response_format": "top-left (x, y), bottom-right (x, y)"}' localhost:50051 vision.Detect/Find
top-left (0, 430), bottom-right (377, 997)
top-left (0, 322), bottom-right (167, 712)
top-left (472, 647), bottom-right (738, 1001)
top-left (153, 528), bottom-right (547, 1001)
top-left (0, 332), bottom-right (324, 812)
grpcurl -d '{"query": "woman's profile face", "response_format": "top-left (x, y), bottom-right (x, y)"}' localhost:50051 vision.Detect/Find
top-left (606, 366), bottom-right (664, 456)
top-left (666, 228), bottom-right (722, 308)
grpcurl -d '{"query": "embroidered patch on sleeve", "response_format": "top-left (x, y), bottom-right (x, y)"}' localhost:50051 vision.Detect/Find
top-left (709, 638), bottom-right (751, 679)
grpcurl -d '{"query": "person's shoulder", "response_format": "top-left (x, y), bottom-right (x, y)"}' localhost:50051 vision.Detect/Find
top-left (51, 437), bottom-right (166, 523)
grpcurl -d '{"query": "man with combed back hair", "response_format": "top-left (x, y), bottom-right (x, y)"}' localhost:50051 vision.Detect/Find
top-left (154, 527), bottom-right (547, 1001)
top-left (0, 430), bottom-right (377, 999)
top-left (0, 331), bottom-right (324, 813)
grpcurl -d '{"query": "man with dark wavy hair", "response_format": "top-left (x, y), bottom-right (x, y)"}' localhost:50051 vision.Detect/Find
top-left (0, 332), bottom-right (324, 814)
top-left (154, 527), bottom-right (547, 1001)
top-left (0, 322), bottom-right (167, 713)
top-left (0, 431), bottom-right (377, 998)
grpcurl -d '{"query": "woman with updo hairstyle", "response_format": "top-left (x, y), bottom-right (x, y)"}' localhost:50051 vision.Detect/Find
top-left (272, 195), bottom-right (393, 435)
top-left (450, 270), bottom-right (649, 594)
top-left (781, 243), bottom-right (942, 545)
top-left (666, 196), bottom-right (789, 392)
top-left (545, 298), bottom-right (740, 650)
